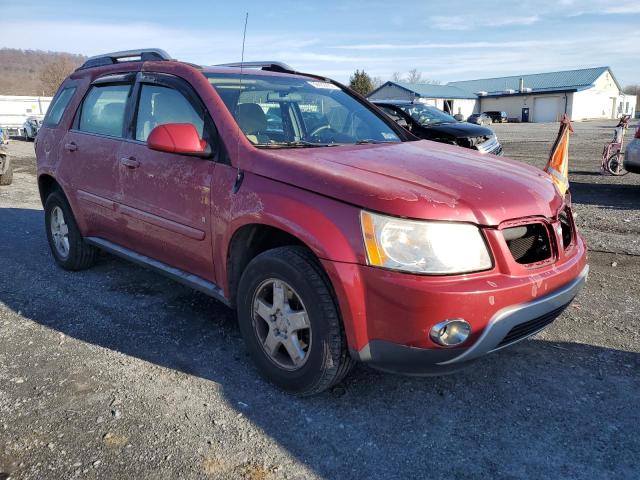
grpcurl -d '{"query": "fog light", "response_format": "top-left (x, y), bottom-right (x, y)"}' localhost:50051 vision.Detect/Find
top-left (430, 319), bottom-right (471, 346)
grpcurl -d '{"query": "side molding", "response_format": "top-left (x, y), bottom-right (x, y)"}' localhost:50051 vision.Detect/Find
top-left (85, 237), bottom-right (229, 306)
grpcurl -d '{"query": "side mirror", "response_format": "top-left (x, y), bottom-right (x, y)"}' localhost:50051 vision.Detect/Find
top-left (453, 114), bottom-right (464, 121)
top-left (147, 123), bottom-right (211, 157)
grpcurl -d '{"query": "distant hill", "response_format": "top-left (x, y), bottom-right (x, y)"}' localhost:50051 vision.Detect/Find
top-left (0, 48), bottom-right (86, 96)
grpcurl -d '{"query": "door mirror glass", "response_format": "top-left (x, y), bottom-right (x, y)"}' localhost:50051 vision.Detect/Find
top-left (147, 123), bottom-right (210, 157)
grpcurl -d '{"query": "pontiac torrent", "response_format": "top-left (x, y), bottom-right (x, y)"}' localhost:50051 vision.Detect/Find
top-left (35, 49), bottom-right (588, 395)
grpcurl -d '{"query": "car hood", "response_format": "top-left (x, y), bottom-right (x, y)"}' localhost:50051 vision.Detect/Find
top-left (421, 122), bottom-right (493, 139)
top-left (242, 140), bottom-right (563, 226)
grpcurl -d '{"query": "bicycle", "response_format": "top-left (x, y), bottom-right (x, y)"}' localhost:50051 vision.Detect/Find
top-left (601, 115), bottom-right (631, 176)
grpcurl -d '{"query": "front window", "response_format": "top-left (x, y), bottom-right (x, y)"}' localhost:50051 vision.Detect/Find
top-left (398, 104), bottom-right (457, 126)
top-left (206, 73), bottom-right (400, 147)
top-left (135, 84), bottom-right (204, 142)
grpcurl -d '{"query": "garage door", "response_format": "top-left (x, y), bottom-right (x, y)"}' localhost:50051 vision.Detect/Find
top-left (534, 97), bottom-right (562, 123)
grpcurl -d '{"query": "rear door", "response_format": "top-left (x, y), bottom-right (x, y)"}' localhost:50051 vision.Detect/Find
top-left (117, 72), bottom-right (216, 281)
top-left (56, 74), bottom-right (134, 243)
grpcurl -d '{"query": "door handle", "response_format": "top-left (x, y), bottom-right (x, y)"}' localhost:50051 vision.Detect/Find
top-left (64, 142), bottom-right (77, 152)
top-left (120, 156), bottom-right (140, 169)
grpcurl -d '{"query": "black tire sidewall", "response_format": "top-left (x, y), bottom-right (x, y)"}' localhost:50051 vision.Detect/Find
top-left (0, 155), bottom-right (11, 185)
top-left (44, 190), bottom-right (82, 268)
top-left (237, 250), bottom-right (336, 393)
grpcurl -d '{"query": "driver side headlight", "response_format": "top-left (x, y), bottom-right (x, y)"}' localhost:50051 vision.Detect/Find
top-left (360, 211), bottom-right (492, 274)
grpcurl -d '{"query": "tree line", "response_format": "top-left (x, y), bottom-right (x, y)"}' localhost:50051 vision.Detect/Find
top-left (0, 48), bottom-right (85, 96)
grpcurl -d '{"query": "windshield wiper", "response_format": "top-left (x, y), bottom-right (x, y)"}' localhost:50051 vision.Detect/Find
top-left (255, 140), bottom-right (340, 148)
top-left (423, 121), bottom-right (452, 126)
top-left (355, 139), bottom-right (397, 145)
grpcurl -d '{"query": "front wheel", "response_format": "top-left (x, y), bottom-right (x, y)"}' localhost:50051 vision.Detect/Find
top-left (607, 152), bottom-right (628, 176)
top-left (236, 246), bottom-right (354, 395)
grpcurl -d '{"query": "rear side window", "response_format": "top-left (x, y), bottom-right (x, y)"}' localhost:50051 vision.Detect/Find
top-left (79, 84), bottom-right (131, 137)
top-left (44, 87), bottom-right (76, 127)
top-left (135, 84), bottom-right (204, 142)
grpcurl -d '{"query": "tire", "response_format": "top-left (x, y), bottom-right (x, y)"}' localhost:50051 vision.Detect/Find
top-left (236, 246), bottom-right (354, 395)
top-left (44, 189), bottom-right (97, 270)
top-left (607, 152), bottom-right (628, 176)
top-left (0, 156), bottom-right (12, 186)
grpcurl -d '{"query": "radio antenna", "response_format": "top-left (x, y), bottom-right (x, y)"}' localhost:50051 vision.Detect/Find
top-left (233, 12), bottom-right (249, 194)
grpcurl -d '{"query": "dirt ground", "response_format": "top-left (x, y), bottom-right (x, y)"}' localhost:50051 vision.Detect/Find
top-left (1, 122), bottom-right (639, 480)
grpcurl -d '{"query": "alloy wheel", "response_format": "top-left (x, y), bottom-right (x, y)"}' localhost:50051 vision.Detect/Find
top-left (251, 279), bottom-right (312, 371)
top-left (50, 205), bottom-right (70, 259)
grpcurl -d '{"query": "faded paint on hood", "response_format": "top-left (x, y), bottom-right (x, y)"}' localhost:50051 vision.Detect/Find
top-left (239, 140), bottom-right (562, 226)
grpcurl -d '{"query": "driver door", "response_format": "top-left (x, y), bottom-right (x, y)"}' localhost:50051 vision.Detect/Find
top-left (117, 73), bottom-right (216, 281)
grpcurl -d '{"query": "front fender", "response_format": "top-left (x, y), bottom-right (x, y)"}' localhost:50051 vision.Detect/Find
top-left (212, 168), bottom-right (366, 287)
top-left (210, 166), bottom-right (369, 350)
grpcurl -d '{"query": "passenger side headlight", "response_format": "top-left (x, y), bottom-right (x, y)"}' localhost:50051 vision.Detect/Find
top-left (360, 211), bottom-right (492, 274)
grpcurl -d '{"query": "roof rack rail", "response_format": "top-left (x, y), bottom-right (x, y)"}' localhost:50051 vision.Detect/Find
top-left (78, 49), bottom-right (172, 70)
top-left (215, 61), bottom-right (293, 72)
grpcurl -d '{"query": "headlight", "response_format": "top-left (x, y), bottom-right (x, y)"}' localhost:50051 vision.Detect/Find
top-left (360, 211), bottom-right (492, 274)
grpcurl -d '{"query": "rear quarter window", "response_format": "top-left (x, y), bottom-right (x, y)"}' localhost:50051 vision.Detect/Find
top-left (43, 87), bottom-right (77, 127)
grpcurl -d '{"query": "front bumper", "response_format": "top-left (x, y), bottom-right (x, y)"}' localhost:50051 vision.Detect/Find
top-left (355, 264), bottom-right (588, 375)
top-left (475, 135), bottom-right (503, 156)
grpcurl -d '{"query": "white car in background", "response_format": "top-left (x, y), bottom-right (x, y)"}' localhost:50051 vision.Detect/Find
top-left (23, 116), bottom-right (43, 141)
top-left (624, 126), bottom-right (640, 174)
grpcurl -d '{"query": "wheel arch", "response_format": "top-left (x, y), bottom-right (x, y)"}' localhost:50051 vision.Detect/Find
top-left (226, 223), bottom-right (311, 308)
top-left (38, 174), bottom-right (62, 206)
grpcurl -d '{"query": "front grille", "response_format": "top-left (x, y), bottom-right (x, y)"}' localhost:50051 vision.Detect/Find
top-left (559, 210), bottom-right (573, 249)
top-left (497, 304), bottom-right (568, 347)
top-left (503, 223), bottom-right (552, 264)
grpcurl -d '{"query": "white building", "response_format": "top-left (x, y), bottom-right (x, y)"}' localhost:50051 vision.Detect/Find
top-left (0, 95), bottom-right (52, 133)
top-left (449, 67), bottom-right (635, 123)
top-left (369, 67), bottom-right (635, 123)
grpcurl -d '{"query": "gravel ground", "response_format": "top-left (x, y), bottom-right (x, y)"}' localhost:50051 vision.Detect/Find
top-left (1, 123), bottom-right (639, 480)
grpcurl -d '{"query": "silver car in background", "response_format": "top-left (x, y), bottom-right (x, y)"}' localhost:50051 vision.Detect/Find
top-left (624, 126), bottom-right (640, 174)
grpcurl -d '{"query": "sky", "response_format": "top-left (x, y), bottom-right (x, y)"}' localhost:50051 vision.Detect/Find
top-left (2, 0), bottom-right (639, 85)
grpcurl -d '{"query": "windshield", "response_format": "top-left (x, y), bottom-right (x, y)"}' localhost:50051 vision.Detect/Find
top-left (206, 73), bottom-right (401, 147)
top-left (398, 104), bottom-right (457, 126)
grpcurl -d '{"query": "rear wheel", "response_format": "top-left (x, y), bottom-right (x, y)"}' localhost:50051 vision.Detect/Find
top-left (236, 246), bottom-right (354, 395)
top-left (607, 152), bottom-right (628, 176)
top-left (44, 190), bottom-right (97, 270)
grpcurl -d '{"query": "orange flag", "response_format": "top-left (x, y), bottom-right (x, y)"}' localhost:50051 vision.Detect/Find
top-left (544, 113), bottom-right (573, 196)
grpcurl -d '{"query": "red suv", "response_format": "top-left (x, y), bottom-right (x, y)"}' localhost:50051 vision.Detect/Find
top-left (36, 49), bottom-right (588, 395)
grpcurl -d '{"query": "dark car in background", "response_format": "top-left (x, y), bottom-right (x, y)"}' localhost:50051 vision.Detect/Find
top-left (373, 100), bottom-right (503, 155)
top-left (485, 111), bottom-right (508, 123)
top-left (467, 113), bottom-right (493, 126)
